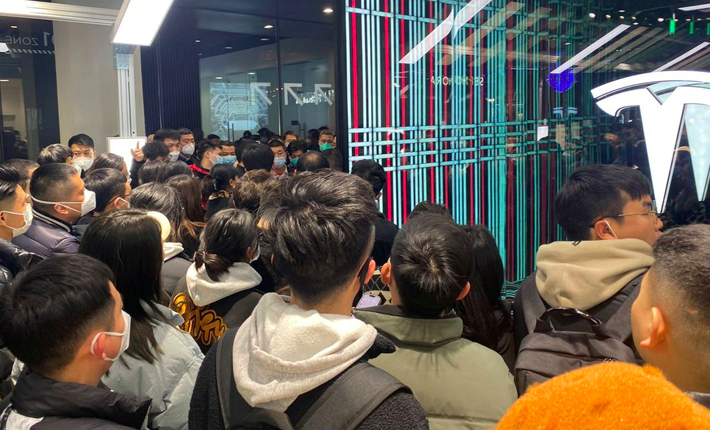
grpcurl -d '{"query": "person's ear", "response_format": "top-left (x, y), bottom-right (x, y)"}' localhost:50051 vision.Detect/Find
top-left (381, 261), bottom-right (392, 286)
top-left (0, 211), bottom-right (9, 228)
top-left (90, 332), bottom-right (107, 360)
top-left (54, 204), bottom-right (70, 216)
top-left (363, 258), bottom-right (377, 285)
top-left (456, 282), bottom-right (471, 301)
top-left (638, 307), bottom-right (667, 349)
top-left (593, 219), bottom-right (617, 240)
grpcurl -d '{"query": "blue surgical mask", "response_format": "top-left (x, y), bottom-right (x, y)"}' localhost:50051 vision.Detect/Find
top-left (215, 155), bottom-right (237, 165)
top-left (274, 157), bottom-right (287, 169)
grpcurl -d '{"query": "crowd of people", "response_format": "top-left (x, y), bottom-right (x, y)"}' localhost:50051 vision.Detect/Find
top-left (0, 127), bottom-right (709, 430)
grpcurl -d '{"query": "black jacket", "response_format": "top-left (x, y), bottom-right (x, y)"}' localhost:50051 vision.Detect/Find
top-left (690, 391), bottom-right (710, 410)
top-left (0, 370), bottom-right (151, 430)
top-left (0, 237), bottom-right (41, 291)
top-left (372, 212), bottom-right (399, 266)
top-left (189, 334), bottom-right (429, 430)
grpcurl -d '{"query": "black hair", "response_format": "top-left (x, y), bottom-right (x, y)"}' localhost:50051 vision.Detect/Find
top-left (29, 163), bottom-right (78, 204)
top-left (79, 210), bottom-right (166, 364)
top-left (196, 140), bottom-right (218, 162)
top-left (205, 164), bottom-right (238, 194)
top-left (318, 126), bottom-right (330, 131)
top-left (143, 140), bottom-right (170, 161)
top-left (138, 161), bottom-right (164, 185)
top-left (130, 183), bottom-right (183, 242)
top-left (297, 151), bottom-right (329, 173)
top-left (351, 159), bottom-right (386, 195)
top-left (263, 171), bottom-right (378, 304)
top-left (287, 140), bottom-right (308, 157)
top-left (268, 139), bottom-right (286, 151)
top-left (555, 164), bottom-right (652, 241)
top-left (232, 170), bottom-right (278, 217)
top-left (321, 149), bottom-right (343, 172)
top-left (37, 144), bottom-right (73, 166)
top-left (207, 134), bottom-right (220, 141)
top-left (409, 201), bottom-right (452, 221)
top-left (166, 174), bottom-right (204, 224)
top-left (284, 130), bottom-right (297, 138)
top-left (92, 153), bottom-right (125, 173)
top-left (0, 254), bottom-right (115, 376)
top-left (319, 129), bottom-right (335, 138)
top-left (391, 214), bottom-right (473, 317)
top-left (157, 161), bottom-right (192, 183)
top-left (454, 225), bottom-right (512, 349)
top-left (307, 129), bottom-right (320, 143)
top-left (195, 209), bottom-right (257, 282)
top-left (177, 128), bottom-right (193, 137)
top-left (68, 133), bottom-right (95, 149)
top-left (242, 143), bottom-right (275, 172)
top-left (0, 165), bottom-right (21, 208)
top-left (218, 141), bottom-right (235, 150)
top-left (3, 159), bottom-right (38, 192)
top-left (153, 129), bottom-right (181, 142)
top-left (85, 168), bottom-right (128, 213)
top-left (243, 131), bottom-right (253, 139)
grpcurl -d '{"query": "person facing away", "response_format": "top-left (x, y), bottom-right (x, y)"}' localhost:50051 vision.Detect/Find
top-left (631, 224), bottom-right (710, 409)
top-left (79, 210), bottom-right (204, 430)
top-left (241, 143), bottom-right (274, 174)
top-left (0, 254), bottom-right (152, 430)
top-left (204, 164), bottom-right (238, 220)
top-left (189, 171), bottom-right (428, 430)
top-left (171, 209), bottom-right (263, 353)
top-left (455, 225), bottom-right (516, 372)
top-left (350, 159), bottom-right (398, 266)
top-left (1, 159), bottom-right (38, 193)
top-left (354, 213), bottom-right (517, 430)
top-left (13, 163), bottom-right (96, 258)
top-left (295, 151), bottom-right (329, 174)
top-left (129, 139), bottom-right (171, 189)
top-left (513, 164), bottom-right (663, 351)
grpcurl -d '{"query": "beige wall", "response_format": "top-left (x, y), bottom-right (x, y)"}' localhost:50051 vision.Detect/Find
top-left (53, 0), bottom-right (145, 155)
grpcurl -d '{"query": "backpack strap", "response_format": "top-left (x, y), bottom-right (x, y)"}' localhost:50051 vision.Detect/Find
top-left (520, 272), bottom-right (547, 334)
top-left (605, 274), bottom-right (644, 339)
top-left (296, 363), bottom-right (409, 430)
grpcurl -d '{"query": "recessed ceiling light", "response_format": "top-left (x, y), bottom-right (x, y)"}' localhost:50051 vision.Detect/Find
top-left (323, 7), bottom-right (334, 13)
top-left (565, 42), bottom-right (571, 45)
top-left (10, 25), bottom-right (17, 29)
top-left (605, 14), bottom-right (612, 19)
top-left (195, 39), bottom-right (200, 43)
top-left (631, 16), bottom-right (636, 20)
top-left (589, 13), bottom-right (596, 18)
top-left (658, 17), bottom-right (664, 22)
top-left (619, 9), bottom-right (625, 12)
top-left (264, 24), bottom-right (274, 29)
top-left (619, 15), bottom-right (625, 19)
top-left (633, 22), bottom-right (639, 25)
top-left (216, 76), bottom-right (223, 80)
top-left (225, 46), bottom-right (233, 49)
top-left (686, 18), bottom-right (692, 21)
top-left (248, 72), bottom-right (256, 75)
top-left (260, 37), bottom-right (269, 41)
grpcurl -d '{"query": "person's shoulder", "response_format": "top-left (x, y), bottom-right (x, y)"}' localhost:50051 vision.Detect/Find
top-left (358, 389), bottom-right (428, 430)
top-left (31, 416), bottom-right (139, 430)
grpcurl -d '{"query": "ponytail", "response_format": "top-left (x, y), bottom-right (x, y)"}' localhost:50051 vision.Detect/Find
top-left (195, 251), bottom-right (234, 282)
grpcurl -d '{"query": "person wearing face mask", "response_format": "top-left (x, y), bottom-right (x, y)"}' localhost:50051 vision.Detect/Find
top-left (318, 129), bottom-right (336, 152)
top-left (69, 133), bottom-right (96, 174)
top-left (171, 209), bottom-right (264, 353)
top-left (215, 140), bottom-right (237, 166)
top-left (13, 164), bottom-right (95, 259)
top-left (79, 211), bottom-right (203, 430)
top-left (204, 164), bottom-right (238, 221)
top-left (74, 168), bottom-right (132, 240)
top-left (0, 254), bottom-right (152, 430)
top-left (188, 140), bottom-right (219, 180)
top-left (268, 139), bottom-right (289, 178)
top-left (286, 140), bottom-right (308, 170)
top-left (177, 128), bottom-right (197, 165)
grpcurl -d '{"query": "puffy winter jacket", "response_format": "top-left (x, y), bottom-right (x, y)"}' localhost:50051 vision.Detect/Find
top-left (12, 209), bottom-right (79, 259)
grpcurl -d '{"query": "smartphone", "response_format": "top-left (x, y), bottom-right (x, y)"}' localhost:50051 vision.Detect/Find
top-left (356, 293), bottom-right (383, 309)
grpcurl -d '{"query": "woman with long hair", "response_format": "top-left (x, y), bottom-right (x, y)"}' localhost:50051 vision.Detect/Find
top-left (455, 225), bottom-right (516, 371)
top-left (79, 210), bottom-right (203, 430)
top-left (204, 164), bottom-right (238, 220)
top-left (166, 174), bottom-right (205, 257)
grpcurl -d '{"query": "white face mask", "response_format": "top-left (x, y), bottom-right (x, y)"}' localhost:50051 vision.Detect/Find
top-left (73, 162), bottom-right (84, 175)
top-left (3, 205), bottom-right (33, 238)
top-left (168, 151), bottom-right (181, 162)
top-left (604, 221), bottom-right (619, 239)
top-left (32, 189), bottom-right (97, 216)
top-left (250, 244), bottom-right (261, 263)
top-left (91, 310), bottom-right (131, 362)
top-left (73, 157), bottom-right (94, 172)
top-left (181, 143), bottom-right (195, 156)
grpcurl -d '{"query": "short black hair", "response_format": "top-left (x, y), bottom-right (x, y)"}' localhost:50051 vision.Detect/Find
top-left (287, 140), bottom-right (308, 156)
top-left (130, 183), bottom-right (183, 232)
top-left (319, 129), bottom-right (335, 138)
top-left (3, 159), bottom-right (38, 192)
top-left (197, 140), bottom-right (218, 161)
top-left (297, 151), bottom-right (329, 173)
top-left (206, 164), bottom-right (238, 193)
top-left (0, 254), bottom-right (115, 375)
top-left (284, 130), bottom-right (297, 138)
top-left (0, 165), bottom-right (21, 208)
top-left (207, 134), bottom-right (221, 141)
top-left (177, 128), bottom-right (193, 137)
top-left (92, 153), bottom-right (125, 172)
top-left (37, 144), bottom-right (73, 166)
top-left (351, 160), bottom-right (386, 195)
top-left (30, 163), bottom-right (78, 204)
top-left (242, 143), bottom-right (275, 172)
top-left (242, 131), bottom-right (253, 139)
top-left (232, 170), bottom-right (278, 217)
top-left (143, 140), bottom-right (169, 161)
top-left (157, 161), bottom-right (192, 183)
top-left (218, 140), bottom-right (235, 150)
top-left (409, 201), bottom-right (452, 221)
top-left (85, 168), bottom-right (128, 212)
top-left (321, 149), bottom-right (343, 172)
top-left (68, 133), bottom-right (94, 149)
top-left (138, 161), bottom-right (164, 185)
top-left (268, 139), bottom-right (286, 151)
top-left (391, 214), bottom-right (473, 317)
top-left (555, 164), bottom-right (652, 241)
top-left (153, 129), bottom-right (181, 142)
top-left (264, 171), bottom-right (378, 304)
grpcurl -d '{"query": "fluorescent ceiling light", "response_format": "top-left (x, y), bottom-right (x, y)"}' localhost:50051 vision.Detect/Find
top-left (323, 7), bottom-right (334, 13)
top-left (264, 24), bottom-right (274, 29)
top-left (679, 3), bottom-right (710, 11)
top-left (655, 42), bottom-right (710, 72)
top-left (260, 38), bottom-right (269, 41)
top-left (10, 25), bottom-right (17, 29)
top-left (551, 24), bottom-right (630, 74)
top-left (0, 79), bottom-right (9, 82)
top-left (215, 76), bottom-right (223, 80)
top-left (112, 0), bottom-right (174, 46)
top-left (248, 72), bottom-right (256, 75)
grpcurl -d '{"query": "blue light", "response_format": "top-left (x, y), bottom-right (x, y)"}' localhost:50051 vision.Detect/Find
top-left (548, 69), bottom-right (575, 92)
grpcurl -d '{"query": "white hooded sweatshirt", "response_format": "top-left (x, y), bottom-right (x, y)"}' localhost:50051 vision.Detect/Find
top-left (232, 293), bottom-right (378, 412)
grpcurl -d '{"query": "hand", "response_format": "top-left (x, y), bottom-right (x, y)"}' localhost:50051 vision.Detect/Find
top-left (130, 142), bottom-right (144, 162)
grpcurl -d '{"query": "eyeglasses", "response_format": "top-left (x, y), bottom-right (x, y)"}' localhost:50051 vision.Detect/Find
top-left (589, 202), bottom-right (658, 227)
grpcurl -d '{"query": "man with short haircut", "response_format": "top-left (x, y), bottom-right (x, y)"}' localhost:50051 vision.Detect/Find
top-left (284, 130), bottom-right (298, 145)
top-left (69, 133), bottom-right (96, 174)
top-left (318, 129), bottom-right (336, 151)
top-left (13, 164), bottom-right (95, 258)
top-left (216, 141), bottom-right (236, 166)
top-left (296, 151), bottom-right (329, 173)
top-left (190, 171), bottom-right (428, 430)
top-left (514, 164), bottom-right (663, 352)
top-left (351, 160), bottom-right (398, 265)
top-left (355, 214), bottom-right (517, 429)
top-left (177, 128), bottom-right (196, 164)
top-left (153, 129), bottom-right (182, 160)
top-left (189, 140), bottom-right (219, 179)
top-left (207, 134), bottom-right (221, 144)
top-left (287, 140), bottom-right (308, 169)
top-left (0, 254), bottom-right (151, 429)
top-left (241, 143), bottom-right (275, 173)
top-left (321, 149), bottom-right (343, 172)
top-left (631, 224), bottom-right (710, 409)
top-left (2, 159), bottom-right (38, 192)
top-left (75, 169), bottom-right (131, 239)
top-left (37, 144), bottom-right (73, 167)
top-left (268, 140), bottom-right (289, 177)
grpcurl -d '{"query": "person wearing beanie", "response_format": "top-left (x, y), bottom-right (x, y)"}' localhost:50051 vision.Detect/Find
top-left (496, 362), bottom-right (710, 430)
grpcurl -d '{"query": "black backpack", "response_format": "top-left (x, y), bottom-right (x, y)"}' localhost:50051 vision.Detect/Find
top-left (514, 276), bottom-right (643, 395)
top-left (215, 328), bottom-right (410, 430)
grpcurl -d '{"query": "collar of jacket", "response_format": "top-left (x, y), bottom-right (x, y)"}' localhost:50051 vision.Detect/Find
top-left (140, 300), bottom-right (184, 326)
top-left (189, 163), bottom-right (210, 176)
top-left (11, 369), bottom-right (152, 429)
top-left (688, 391), bottom-right (710, 410)
top-left (354, 305), bottom-right (463, 348)
top-left (32, 207), bottom-right (73, 233)
top-left (0, 237), bottom-right (38, 276)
